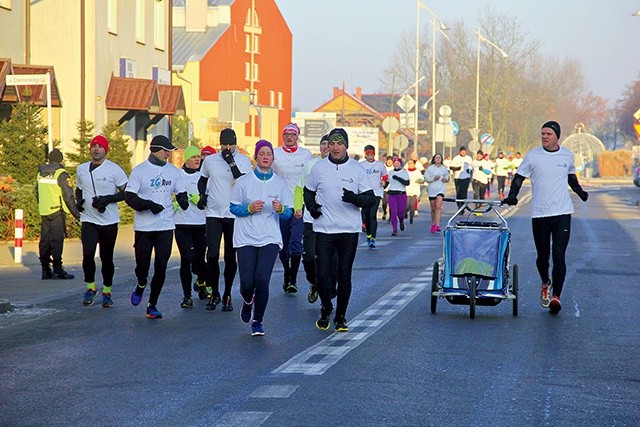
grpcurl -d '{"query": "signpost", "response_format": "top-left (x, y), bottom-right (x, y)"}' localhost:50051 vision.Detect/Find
top-left (382, 116), bottom-right (400, 157)
top-left (5, 73), bottom-right (53, 151)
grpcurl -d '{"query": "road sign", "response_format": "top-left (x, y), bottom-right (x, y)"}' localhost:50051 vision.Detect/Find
top-left (634, 108), bottom-right (640, 121)
top-left (438, 104), bottom-right (452, 117)
top-left (393, 134), bottom-right (409, 150)
top-left (396, 94), bottom-right (415, 112)
top-left (399, 113), bottom-right (415, 129)
top-left (469, 128), bottom-right (479, 142)
top-left (382, 116), bottom-right (400, 133)
top-left (468, 140), bottom-right (480, 153)
top-left (451, 121), bottom-right (459, 136)
top-left (481, 132), bottom-right (494, 145)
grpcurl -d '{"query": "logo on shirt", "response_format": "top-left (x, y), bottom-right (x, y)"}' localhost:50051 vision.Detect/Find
top-left (149, 173), bottom-right (172, 188)
top-left (268, 193), bottom-right (279, 199)
top-left (341, 177), bottom-right (355, 184)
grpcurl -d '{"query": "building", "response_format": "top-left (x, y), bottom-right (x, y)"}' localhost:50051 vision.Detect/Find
top-left (171, 0), bottom-right (292, 153)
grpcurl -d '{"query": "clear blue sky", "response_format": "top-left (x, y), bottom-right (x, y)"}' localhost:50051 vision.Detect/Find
top-left (274, 0), bottom-right (640, 112)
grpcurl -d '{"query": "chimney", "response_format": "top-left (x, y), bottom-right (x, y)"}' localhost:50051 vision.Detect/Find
top-left (185, 0), bottom-right (207, 32)
top-left (333, 86), bottom-right (340, 98)
top-left (355, 87), bottom-right (362, 99)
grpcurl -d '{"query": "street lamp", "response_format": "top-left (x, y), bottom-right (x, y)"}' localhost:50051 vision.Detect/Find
top-left (473, 29), bottom-right (508, 143)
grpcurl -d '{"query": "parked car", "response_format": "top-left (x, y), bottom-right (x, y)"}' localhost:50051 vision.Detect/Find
top-left (634, 164), bottom-right (640, 187)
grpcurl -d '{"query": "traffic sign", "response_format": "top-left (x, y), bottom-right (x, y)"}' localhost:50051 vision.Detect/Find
top-left (382, 116), bottom-right (400, 133)
top-left (481, 132), bottom-right (494, 145)
top-left (451, 121), bottom-right (459, 136)
top-left (399, 113), bottom-right (415, 129)
top-left (468, 140), bottom-right (480, 153)
top-left (397, 94), bottom-right (415, 112)
top-left (634, 108), bottom-right (640, 121)
top-left (469, 128), bottom-right (479, 142)
top-left (393, 134), bottom-right (409, 150)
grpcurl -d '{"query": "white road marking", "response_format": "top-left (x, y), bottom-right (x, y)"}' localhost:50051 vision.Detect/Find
top-left (213, 411), bottom-right (271, 426)
top-left (250, 385), bottom-right (299, 398)
top-left (272, 273), bottom-right (430, 376)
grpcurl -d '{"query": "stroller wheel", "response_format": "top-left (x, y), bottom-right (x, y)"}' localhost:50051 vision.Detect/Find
top-left (512, 264), bottom-right (519, 317)
top-left (430, 261), bottom-right (439, 314)
top-left (469, 280), bottom-right (476, 319)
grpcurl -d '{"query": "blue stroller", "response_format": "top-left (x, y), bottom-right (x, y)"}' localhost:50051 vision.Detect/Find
top-left (430, 199), bottom-right (518, 319)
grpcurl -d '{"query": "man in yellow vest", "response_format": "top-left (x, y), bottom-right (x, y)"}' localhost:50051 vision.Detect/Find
top-left (36, 148), bottom-right (81, 279)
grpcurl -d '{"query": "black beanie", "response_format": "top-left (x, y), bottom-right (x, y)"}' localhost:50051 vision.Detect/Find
top-left (220, 128), bottom-right (237, 145)
top-left (328, 128), bottom-right (349, 148)
top-left (542, 121), bottom-right (561, 139)
top-left (48, 149), bottom-right (63, 164)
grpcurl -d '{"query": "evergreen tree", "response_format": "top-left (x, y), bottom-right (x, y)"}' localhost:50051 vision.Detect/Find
top-left (173, 115), bottom-right (200, 149)
top-left (0, 95), bottom-right (48, 185)
top-left (101, 122), bottom-right (133, 175)
top-left (66, 120), bottom-right (95, 175)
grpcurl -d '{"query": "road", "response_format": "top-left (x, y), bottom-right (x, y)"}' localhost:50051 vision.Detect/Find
top-left (1, 182), bottom-right (639, 426)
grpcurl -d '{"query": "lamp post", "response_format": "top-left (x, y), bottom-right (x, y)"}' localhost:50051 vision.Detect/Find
top-left (473, 29), bottom-right (508, 142)
top-left (414, 0), bottom-right (421, 156)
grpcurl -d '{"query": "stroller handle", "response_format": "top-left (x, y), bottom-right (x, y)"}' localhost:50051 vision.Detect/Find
top-left (444, 198), bottom-right (510, 227)
top-left (443, 198), bottom-right (504, 207)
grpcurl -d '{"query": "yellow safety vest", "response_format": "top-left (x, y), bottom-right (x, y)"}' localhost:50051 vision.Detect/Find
top-left (37, 168), bottom-right (70, 216)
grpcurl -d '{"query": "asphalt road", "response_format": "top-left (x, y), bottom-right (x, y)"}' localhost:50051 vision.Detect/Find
top-left (0, 183), bottom-right (639, 426)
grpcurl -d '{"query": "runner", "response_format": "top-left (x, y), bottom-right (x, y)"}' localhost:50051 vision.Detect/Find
top-left (449, 146), bottom-right (473, 207)
top-left (75, 135), bottom-right (128, 307)
top-left (471, 150), bottom-right (492, 205)
top-left (404, 159), bottom-right (424, 225)
top-left (423, 153), bottom-right (450, 233)
top-left (272, 122), bottom-right (313, 294)
top-left (359, 144), bottom-right (387, 248)
top-left (230, 140), bottom-right (293, 336)
top-left (304, 128), bottom-right (376, 332)
top-left (197, 128), bottom-right (253, 311)
top-left (386, 157), bottom-right (410, 236)
top-left (494, 151), bottom-right (510, 199)
top-left (125, 135), bottom-right (189, 319)
top-left (381, 156), bottom-right (394, 221)
top-left (174, 145), bottom-right (207, 308)
top-left (502, 121), bottom-right (588, 315)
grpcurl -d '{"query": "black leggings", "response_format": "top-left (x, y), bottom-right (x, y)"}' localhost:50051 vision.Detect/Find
top-left (531, 214), bottom-right (571, 298)
top-left (175, 225), bottom-right (207, 298)
top-left (361, 196), bottom-right (381, 238)
top-left (497, 176), bottom-right (506, 194)
top-left (315, 232), bottom-right (359, 318)
top-left (206, 217), bottom-right (237, 298)
top-left (134, 230), bottom-right (174, 305)
top-left (81, 222), bottom-right (118, 286)
top-left (237, 244), bottom-right (279, 323)
top-left (454, 178), bottom-right (470, 207)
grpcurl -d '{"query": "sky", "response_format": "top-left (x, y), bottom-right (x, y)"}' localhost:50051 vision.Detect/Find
top-left (274, 0), bottom-right (640, 112)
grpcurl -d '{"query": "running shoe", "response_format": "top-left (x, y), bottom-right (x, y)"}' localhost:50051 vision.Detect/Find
top-left (540, 282), bottom-right (551, 308)
top-left (286, 282), bottom-right (298, 294)
top-left (205, 294), bottom-right (220, 311)
top-left (192, 280), bottom-right (199, 293)
top-left (221, 295), bottom-right (233, 312)
top-left (307, 286), bottom-right (318, 304)
top-left (241, 297), bottom-right (253, 323)
top-left (435, 225), bottom-right (441, 232)
top-left (146, 304), bottom-right (163, 319)
top-left (368, 238), bottom-right (376, 249)
top-left (382, 214), bottom-right (386, 221)
top-left (430, 224), bottom-right (436, 233)
top-left (205, 286), bottom-right (213, 299)
top-left (195, 281), bottom-right (208, 300)
top-left (334, 316), bottom-right (349, 332)
top-left (130, 284), bottom-right (146, 306)
top-left (82, 289), bottom-right (97, 306)
top-left (549, 296), bottom-right (562, 315)
top-left (251, 321), bottom-right (265, 336)
top-left (391, 230), bottom-right (397, 236)
top-left (316, 304), bottom-right (333, 330)
top-left (400, 222), bottom-right (405, 231)
top-left (101, 293), bottom-right (113, 308)
top-left (180, 297), bottom-right (194, 308)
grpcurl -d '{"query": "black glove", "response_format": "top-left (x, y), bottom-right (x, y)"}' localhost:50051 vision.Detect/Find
top-left (577, 190), bottom-right (588, 202)
top-left (149, 202), bottom-right (165, 215)
top-left (309, 203), bottom-right (322, 219)
top-left (197, 194), bottom-right (208, 210)
top-left (341, 188), bottom-right (358, 205)
top-left (501, 196), bottom-right (518, 206)
top-left (175, 192), bottom-right (189, 211)
top-left (92, 196), bottom-right (108, 213)
top-left (76, 199), bottom-right (85, 213)
top-left (221, 149), bottom-right (244, 179)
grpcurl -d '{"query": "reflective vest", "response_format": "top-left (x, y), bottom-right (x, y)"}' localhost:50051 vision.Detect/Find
top-left (37, 168), bottom-right (70, 216)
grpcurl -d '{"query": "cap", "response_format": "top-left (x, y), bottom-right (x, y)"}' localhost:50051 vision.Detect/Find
top-left (90, 135), bottom-right (109, 154)
top-left (149, 135), bottom-right (176, 152)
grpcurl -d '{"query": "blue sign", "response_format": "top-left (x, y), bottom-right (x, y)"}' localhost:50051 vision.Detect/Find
top-left (481, 133), bottom-right (494, 145)
top-left (451, 121), bottom-right (459, 136)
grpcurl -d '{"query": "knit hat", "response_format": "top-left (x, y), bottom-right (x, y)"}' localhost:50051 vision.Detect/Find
top-left (320, 133), bottom-right (330, 143)
top-left (48, 148), bottom-right (63, 164)
top-left (282, 122), bottom-right (300, 136)
top-left (90, 135), bottom-right (109, 154)
top-left (542, 121), bottom-right (561, 139)
top-left (328, 128), bottom-right (349, 148)
top-left (254, 139), bottom-right (274, 158)
top-left (393, 157), bottom-right (403, 166)
top-left (149, 135), bottom-right (176, 152)
top-left (459, 146), bottom-right (467, 152)
top-left (183, 145), bottom-right (200, 161)
top-left (220, 128), bottom-right (237, 145)
top-left (201, 145), bottom-right (216, 156)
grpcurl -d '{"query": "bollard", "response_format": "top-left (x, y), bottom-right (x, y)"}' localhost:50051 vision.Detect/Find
top-left (14, 209), bottom-right (23, 264)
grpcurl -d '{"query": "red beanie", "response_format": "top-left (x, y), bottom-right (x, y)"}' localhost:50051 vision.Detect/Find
top-left (90, 135), bottom-right (109, 154)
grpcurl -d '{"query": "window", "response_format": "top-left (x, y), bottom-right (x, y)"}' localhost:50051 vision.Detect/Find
top-left (245, 34), bottom-right (250, 53)
top-left (135, 0), bottom-right (145, 44)
top-left (244, 62), bottom-right (250, 81)
top-left (107, 0), bottom-right (117, 33)
top-left (277, 92), bottom-right (283, 110)
top-left (269, 90), bottom-right (275, 107)
top-left (252, 63), bottom-right (259, 81)
top-left (253, 35), bottom-right (259, 53)
top-left (154, 0), bottom-right (165, 50)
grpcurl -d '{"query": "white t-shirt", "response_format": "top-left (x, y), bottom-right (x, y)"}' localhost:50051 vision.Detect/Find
top-left (472, 159), bottom-right (493, 185)
top-left (230, 171), bottom-right (292, 249)
top-left (424, 164), bottom-right (450, 197)
top-left (450, 154), bottom-right (473, 179)
top-left (306, 157), bottom-right (373, 234)
top-left (272, 146), bottom-right (313, 193)
top-left (76, 159), bottom-right (128, 226)
top-left (200, 148), bottom-right (253, 218)
top-left (174, 168), bottom-right (206, 226)
top-left (406, 169), bottom-right (423, 197)
top-left (517, 146), bottom-right (576, 218)
top-left (495, 157), bottom-right (511, 177)
top-left (511, 157), bottom-right (523, 170)
top-left (383, 164), bottom-right (393, 193)
top-left (127, 159), bottom-right (186, 232)
top-left (359, 159), bottom-right (387, 198)
top-left (297, 156), bottom-right (322, 224)
top-left (387, 168), bottom-right (410, 192)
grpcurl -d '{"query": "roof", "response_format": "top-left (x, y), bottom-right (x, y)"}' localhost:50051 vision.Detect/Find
top-left (158, 84), bottom-right (186, 115)
top-left (0, 59), bottom-right (62, 107)
top-left (105, 77), bottom-right (160, 113)
top-left (172, 25), bottom-right (229, 67)
top-left (315, 89), bottom-right (382, 119)
top-left (361, 94), bottom-right (406, 115)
